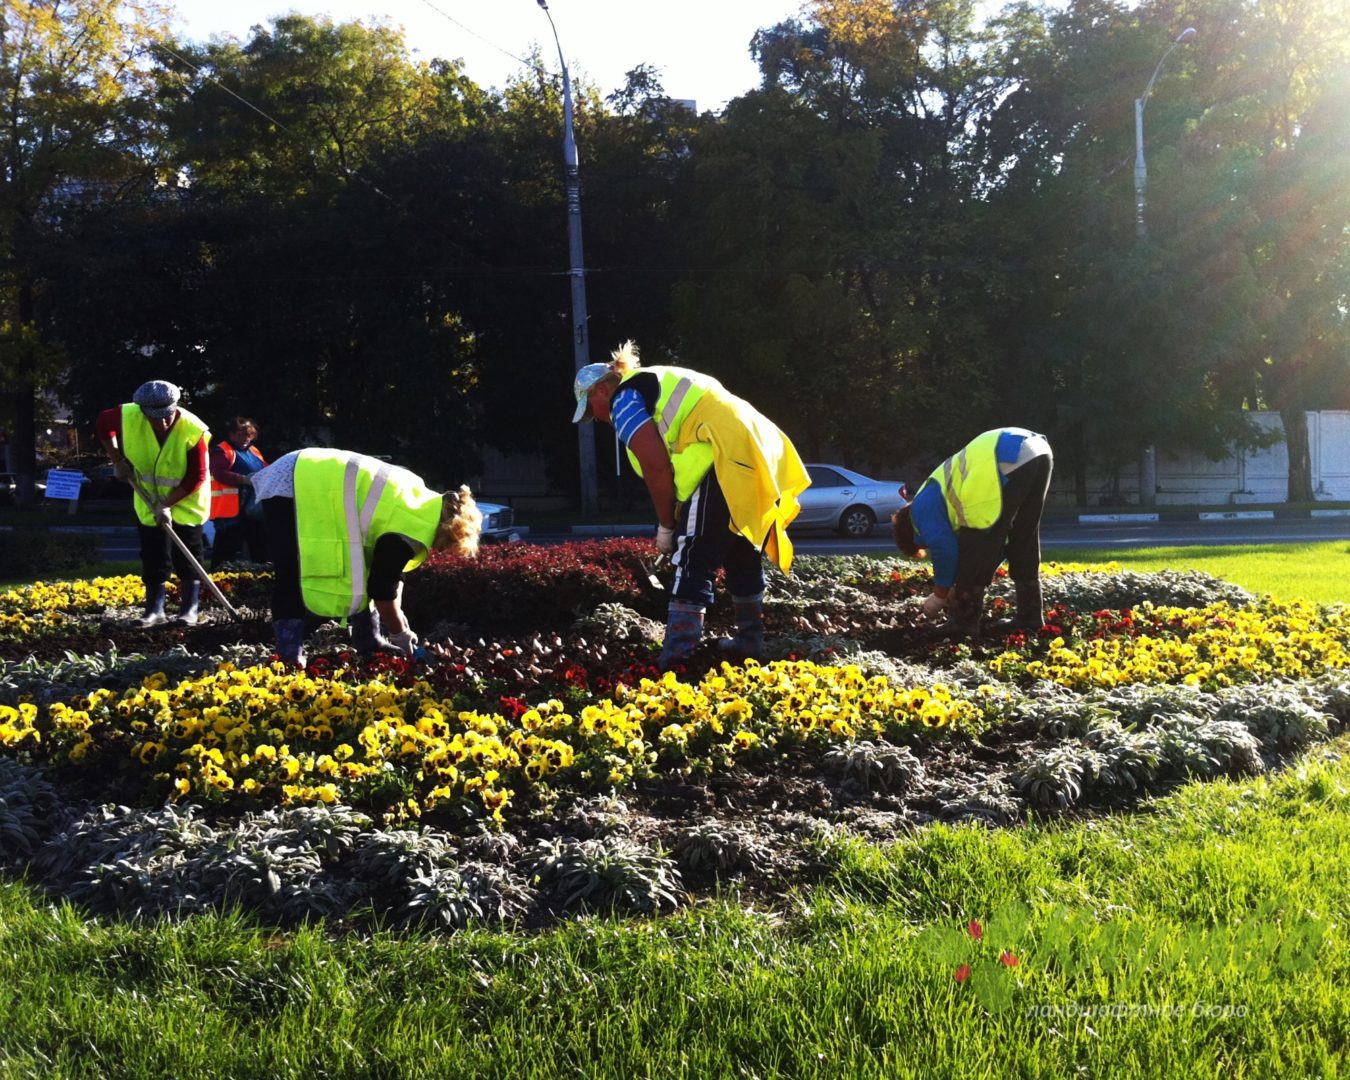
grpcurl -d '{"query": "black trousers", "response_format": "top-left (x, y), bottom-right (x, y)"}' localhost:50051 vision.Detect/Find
top-left (262, 496), bottom-right (307, 619)
top-left (955, 453), bottom-right (1053, 589)
top-left (138, 522), bottom-right (204, 586)
top-left (669, 470), bottom-right (766, 608)
top-left (210, 516), bottom-right (269, 569)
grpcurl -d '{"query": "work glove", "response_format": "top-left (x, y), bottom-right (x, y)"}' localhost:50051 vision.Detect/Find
top-left (921, 591), bottom-right (948, 618)
top-left (388, 628), bottom-right (420, 658)
top-left (238, 474), bottom-right (254, 487)
top-left (113, 459), bottom-right (134, 483)
top-left (656, 524), bottom-right (676, 556)
top-left (152, 505), bottom-right (173, 529)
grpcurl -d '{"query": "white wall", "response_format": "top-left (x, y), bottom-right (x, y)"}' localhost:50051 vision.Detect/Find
top-left (1050, 410), bottom-right (1350, 506)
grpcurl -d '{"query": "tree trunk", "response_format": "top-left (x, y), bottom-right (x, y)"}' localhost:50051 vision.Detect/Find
top-left (1281, 406), bottom-right (1315, 503)
top-left (1073, 422), bottom-right (1087, 506)
top-left (12, 279), bottom-right (39, 507)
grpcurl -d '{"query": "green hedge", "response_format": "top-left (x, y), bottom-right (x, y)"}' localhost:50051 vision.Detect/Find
top-left (0, 530), bottom-right (102, 579)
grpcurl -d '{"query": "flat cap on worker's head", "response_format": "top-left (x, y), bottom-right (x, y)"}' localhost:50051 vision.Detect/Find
top-left (571, 363), bottom-right (613, 423)
top-left (132, 380), bottom-right (181, 420)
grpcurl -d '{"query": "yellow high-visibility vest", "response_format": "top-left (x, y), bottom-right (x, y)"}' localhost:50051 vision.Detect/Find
top-left (621, 366), bottom-right (716, 501)
top-left (293, 449), bottom-right (442, 618)
top-left (929, 429), bottom-right (1006, 530)
top-left (621, 366), bottom-right (810, 574)
top-left (120, 403), bottom-right (211, 527)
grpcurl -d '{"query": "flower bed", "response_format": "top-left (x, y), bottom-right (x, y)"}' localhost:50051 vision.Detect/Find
top-left (1, 539), bottom-right (1346, 928)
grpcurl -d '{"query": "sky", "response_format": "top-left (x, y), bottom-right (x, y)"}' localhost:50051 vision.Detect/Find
top-left (169, 0), bottom-right (805, 113)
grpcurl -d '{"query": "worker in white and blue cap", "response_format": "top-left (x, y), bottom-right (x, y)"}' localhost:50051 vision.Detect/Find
top-left (96, 381), bottom-right (212, 626)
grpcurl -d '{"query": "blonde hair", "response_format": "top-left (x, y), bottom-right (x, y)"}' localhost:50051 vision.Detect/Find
top-left (434, 485), bottom-right (482, 557)
top-left (610, 339), bottom-right (641, 376)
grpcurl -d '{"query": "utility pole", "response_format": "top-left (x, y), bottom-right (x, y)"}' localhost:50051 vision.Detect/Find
top-left (536, 0), bottom-right (598, 514)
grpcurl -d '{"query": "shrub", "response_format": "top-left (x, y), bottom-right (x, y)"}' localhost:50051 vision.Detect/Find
top-left (0, 530), bottom-right (101, 579)
top-left (524, 835), bottom-right (684, 914)
top-left (405, 539), bottom-right (660, 630)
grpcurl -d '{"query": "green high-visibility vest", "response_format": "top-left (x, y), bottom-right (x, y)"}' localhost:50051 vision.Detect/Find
top-left (929, 429), bottom-right (1006, 530)
top-left (120, 403), bottom-right (211, 527)
top-left (621, 366), bottom-right (718, 502)
top-left (293, 449), bottom-right (443, 618)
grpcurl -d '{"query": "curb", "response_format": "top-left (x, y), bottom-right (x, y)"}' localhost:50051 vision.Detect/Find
top-left (1065, 508), bottom-right (1350, 525)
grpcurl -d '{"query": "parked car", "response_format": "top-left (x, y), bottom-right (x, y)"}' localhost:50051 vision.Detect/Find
top-left (84, 463), bottom-right (131, 499)
top-left (793, 464), bottom-right (908, 538)
top-left (0, 471), bottom-right (47, 505)
top-left (476, 500), bottom-right (520, 544)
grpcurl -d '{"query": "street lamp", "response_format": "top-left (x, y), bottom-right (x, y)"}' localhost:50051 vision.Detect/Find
top-left (1132, 26), bottom-right (1195, 507)
top-left (536, 0), bottom-right (599, 514)
top-left (1134, 27), bottom-right (1196, 239)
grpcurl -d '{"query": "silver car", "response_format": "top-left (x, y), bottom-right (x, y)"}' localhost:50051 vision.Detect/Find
top-left (794, 464), bottom-right (908, 538)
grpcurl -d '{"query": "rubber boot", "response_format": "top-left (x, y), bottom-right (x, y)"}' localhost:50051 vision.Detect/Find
top-left (133, 582), bottom-right (167, 628)
top-left (1013, 578), bottom-right (1044, 630)
top-left (173, 580), bottom-right (202, 626)
top-left (658, 600), bottom-right (705, 671)
top-left (274, 618), bottom-right (308, 668)
top-left (935, 584), bottom-right (985, 643)
top-left (349, 606), bottom-right (391, 655)
top-left (717, 593), bottom-right (766, 662)
top-left (992, 579), bottom-right (1045, 634)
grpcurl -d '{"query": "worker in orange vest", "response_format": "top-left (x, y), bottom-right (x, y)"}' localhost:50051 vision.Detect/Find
top-left (208, 416), bottom-right (269, 569)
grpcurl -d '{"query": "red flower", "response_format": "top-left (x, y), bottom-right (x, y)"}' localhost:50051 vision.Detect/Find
top-left (1000, 951), bottom-right (1020, 968)
top-left (968, 919), bottom-right (983, 940)
top-left (954, 964), bottom-right (971, 984)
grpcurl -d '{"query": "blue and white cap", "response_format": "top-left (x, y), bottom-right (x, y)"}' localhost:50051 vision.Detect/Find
top-left (132, 380), bottom-right (181, 419)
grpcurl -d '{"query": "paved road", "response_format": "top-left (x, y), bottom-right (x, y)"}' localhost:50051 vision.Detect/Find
top-left (788, 514), bottom-right (1350, 557)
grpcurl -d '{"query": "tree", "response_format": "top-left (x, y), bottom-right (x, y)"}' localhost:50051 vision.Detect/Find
top-left (1, 0), bottom-right (167, 503)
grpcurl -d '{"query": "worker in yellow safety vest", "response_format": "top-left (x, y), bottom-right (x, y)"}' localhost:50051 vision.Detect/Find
top-left (572, 341), bottom-right (811, 670)
top-left (890, 427), bottom-right (1053, 641)
top-left (96, 380), bottom-right (212, 627)
top-left (249, 448), bottom-right (482, 666)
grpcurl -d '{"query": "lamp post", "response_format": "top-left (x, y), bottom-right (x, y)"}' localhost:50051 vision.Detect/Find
top-left (536, 0), bottom-right (598, 514)
top-left (1134, 27), bottom-right (1196, 239)
top-left (1132, 26), bottom-right (1195, 506)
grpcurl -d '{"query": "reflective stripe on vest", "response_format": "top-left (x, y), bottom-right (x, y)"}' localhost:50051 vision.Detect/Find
top-left (120, 404), bottom-right (211, 527)
top-left (622, 367), bottom-right (719, 499)
top-left (293, 450), bottom-right (441, 618)
top-left (209, 444), bottom-right (267, 519)
top-left (930, 429), bottom-right (1004, 531)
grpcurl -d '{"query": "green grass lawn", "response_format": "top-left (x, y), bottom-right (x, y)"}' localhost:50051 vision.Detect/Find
top-left (1051, 540), bottom-right (1350, 605)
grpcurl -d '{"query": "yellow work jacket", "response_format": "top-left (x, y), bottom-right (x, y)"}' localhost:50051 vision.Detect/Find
top-left (293, 449), bottom-right (442, 618)
top-left (120, 404), bottom-right (211, 527)
top-left (622, 367), bottom-right (810, 574)
top-left (929, 428), bottom-right (1006, 530)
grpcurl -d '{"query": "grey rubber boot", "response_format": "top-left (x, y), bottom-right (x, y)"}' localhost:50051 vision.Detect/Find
top-left (274, 618), bottom-right (308, 667)
top-left (349, 606), bottom-right (391, 655)
top-left (935, 584), bottom-right (985, 643)
top-left (134, 582), bottom-right (168, 628)
top-left (717, 593), bottom-right (766, 662)
top-left (658, 600), bottom-right (706, 671)
top-left (173, 580), bottom-right (202, 626)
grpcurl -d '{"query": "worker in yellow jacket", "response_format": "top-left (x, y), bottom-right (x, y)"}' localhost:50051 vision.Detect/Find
top-left (251, 448), bottom-right (482, 666)
top-left (572, 341), bottom-right (810, 669)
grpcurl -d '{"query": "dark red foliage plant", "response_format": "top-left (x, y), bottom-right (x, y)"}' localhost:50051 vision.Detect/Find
top-left (403, 539), bottom-right (662, 631)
